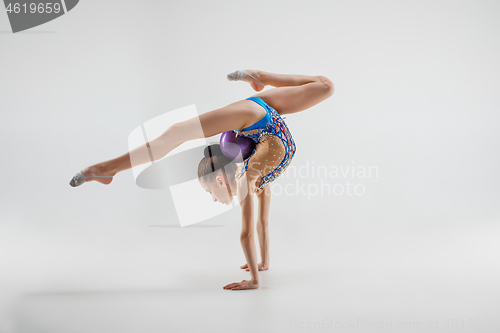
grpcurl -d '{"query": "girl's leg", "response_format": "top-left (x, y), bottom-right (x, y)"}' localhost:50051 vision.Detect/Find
top-left (96, 124), bottom-right (182, 175)
top-left (247, 70), bottom-right (319, 88)
top-left (246, 70), bottom-right (335, 115)
top-left (80, 99), bottom-right (259, 181)
top-left (80, 124), bottom-right (182, 183)
top-left (77, 71), bottom-right (334, 184)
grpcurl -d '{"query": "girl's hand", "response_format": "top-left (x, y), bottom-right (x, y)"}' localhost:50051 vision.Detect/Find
top-left (223, 279), bottom-right (259, 290)
top-left (240, 262), bottom-right (269, 271)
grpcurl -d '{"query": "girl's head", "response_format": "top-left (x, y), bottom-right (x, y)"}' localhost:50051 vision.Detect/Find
top-left (198, 144), bottom-right (238, 205)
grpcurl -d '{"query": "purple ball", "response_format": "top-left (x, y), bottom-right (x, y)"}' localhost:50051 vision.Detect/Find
top-left (220, 130), bottom-right (256, 162)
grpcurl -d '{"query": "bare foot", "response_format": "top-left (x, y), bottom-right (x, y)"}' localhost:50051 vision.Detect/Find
top-left (81, 164), bottom-right (116, 185)
top-left (244, 69), bottom-right (266, 92)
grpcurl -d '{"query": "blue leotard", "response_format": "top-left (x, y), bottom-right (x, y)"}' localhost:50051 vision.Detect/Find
top-left (234, 96), bottom-right (296, 193)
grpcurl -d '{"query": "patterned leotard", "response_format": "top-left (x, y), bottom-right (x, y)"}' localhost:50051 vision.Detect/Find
top-left (234, 96), bottom-right (297, 193)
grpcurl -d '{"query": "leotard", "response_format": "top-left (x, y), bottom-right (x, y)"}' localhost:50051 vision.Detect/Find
top-left (234, 96), bottom-right (297, 193)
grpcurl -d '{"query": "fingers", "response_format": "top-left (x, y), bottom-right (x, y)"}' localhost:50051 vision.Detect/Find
top-left (223, 282), bottom-right (239, 289)
top-left (224, 281), bottom-right (259, 290)
top-left (223, 280), bottom-right (246, 289)
top-left (230, 281), bottom-right (248, 291)
top-left (224, 280), bottom-right (251, 290)
top-left (230, 281), bottom-right (258, 290)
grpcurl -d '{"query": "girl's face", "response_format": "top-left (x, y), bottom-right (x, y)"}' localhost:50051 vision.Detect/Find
top-left (199, 173), bottom-right (233, 205)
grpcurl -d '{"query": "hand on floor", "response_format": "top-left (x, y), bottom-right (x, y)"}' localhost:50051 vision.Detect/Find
top-left (223, 279), bottom-right (259, 291)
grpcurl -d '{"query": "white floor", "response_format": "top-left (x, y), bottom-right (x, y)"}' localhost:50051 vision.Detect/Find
top-left (2, 217), bottom-right (499, 333)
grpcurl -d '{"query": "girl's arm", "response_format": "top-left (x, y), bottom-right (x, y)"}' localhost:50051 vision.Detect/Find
top-left (256, 186), bottom-right (271, 268)
top-left (237, 177), bottom-right (260, 284)
top-left (241, 185), bottom-right (271, 271)
top-left (223, 174), bottom-right (261, 291)
top-left (256, 222), bottom-right (270, 269)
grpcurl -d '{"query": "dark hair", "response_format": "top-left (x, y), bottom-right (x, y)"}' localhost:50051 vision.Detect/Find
top-left (198, 144), bottom-right (238, 186)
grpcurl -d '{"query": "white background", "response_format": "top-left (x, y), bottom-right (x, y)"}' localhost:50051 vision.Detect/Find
top-left (1, 0), bottom-right (499, 332)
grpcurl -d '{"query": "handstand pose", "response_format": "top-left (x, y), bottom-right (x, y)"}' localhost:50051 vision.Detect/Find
top-left (69, 69), bottom-right (334, 290)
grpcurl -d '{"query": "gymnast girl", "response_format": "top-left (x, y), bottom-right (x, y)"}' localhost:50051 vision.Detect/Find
top-left (69, 69), bottom-right (334, 290)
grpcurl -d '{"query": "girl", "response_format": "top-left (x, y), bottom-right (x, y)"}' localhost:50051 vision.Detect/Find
top-left (69, 69), bottom-right (334, 290)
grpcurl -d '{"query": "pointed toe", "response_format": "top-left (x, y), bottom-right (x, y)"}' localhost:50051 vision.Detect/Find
top-left (227, 70), bottom-right (246, 81)
top-left (226, 70), bottom-right (264, 87)
top-left (69, 171), bottom-right (85, 187)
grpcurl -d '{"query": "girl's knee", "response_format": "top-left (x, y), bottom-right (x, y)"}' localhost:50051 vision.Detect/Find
top-left (317, 76), bottom-right (335, 95)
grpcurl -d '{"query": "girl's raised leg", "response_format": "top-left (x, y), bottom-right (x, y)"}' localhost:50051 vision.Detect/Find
top-left (245, 70), bottom-right (335, 115)
top-left (76, 124), bottom-right (183, 185)
top-left (72, 70), bottom-right (334, 186)
top-left (74, 99), bottom-right (259, 184)
top-left (245, 70), bottom-right (319, 88)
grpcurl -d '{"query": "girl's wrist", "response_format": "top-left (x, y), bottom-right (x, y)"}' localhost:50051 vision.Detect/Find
top-left (250, 272), bottom-right (260, 284)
